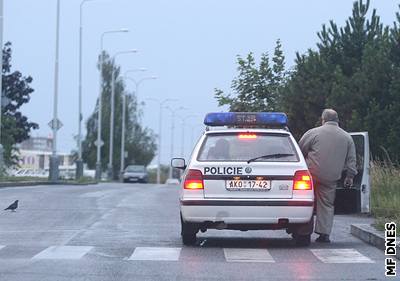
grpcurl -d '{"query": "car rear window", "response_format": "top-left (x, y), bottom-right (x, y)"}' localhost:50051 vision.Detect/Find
top-left (197, 133), bottom-right (299, 162)
top-left (126, 165), bottom-right (146, 172)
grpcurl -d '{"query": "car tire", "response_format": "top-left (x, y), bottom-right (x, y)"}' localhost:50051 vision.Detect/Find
top-left (182, 233), bottom-right (197, 246)
top-left (181, 214), bottom-right (198, 246)
top-left (293, 234), bottom-right (311, 247)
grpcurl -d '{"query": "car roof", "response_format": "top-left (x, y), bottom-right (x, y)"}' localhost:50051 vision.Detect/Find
top-left (204, 128), bottom-right (291, 135)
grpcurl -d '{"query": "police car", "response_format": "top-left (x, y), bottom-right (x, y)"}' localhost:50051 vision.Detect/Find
top-left (171, 112), bottom-right (315, 246)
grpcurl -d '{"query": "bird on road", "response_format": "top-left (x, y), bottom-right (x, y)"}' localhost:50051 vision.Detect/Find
top-left (4, 200), bottom-right (18, 212)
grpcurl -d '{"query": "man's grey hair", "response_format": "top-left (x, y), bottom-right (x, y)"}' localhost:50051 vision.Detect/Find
top-left (322, 109), bottom-right (339, 123)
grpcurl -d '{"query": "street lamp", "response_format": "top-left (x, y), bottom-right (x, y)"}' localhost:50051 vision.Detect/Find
top-left (119, 75), bottom-right (157, 181)
top-left (190, 123), bottom-right (204, 149)
top-left (107, 49), bottom-right (138, 180)
top-left (95, 28), bottom-right (129, 181)
top-left (49, 0), bottom-right (61, 182)
top-left (164, 106), bottom-right (187, 179)
top-left (177, 114), bottom-right (198, 159)
top-left (76, 0), bottom-right (102, 180)
top-left (0, 0), bottom-right (4, 172)
top-left (146, 98), bottom-right (176, 184)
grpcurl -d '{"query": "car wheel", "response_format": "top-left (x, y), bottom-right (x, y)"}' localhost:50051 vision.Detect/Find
top-left (181, 214), bottom-right (198, 246)
top-left (293, 233), bottom-right (311, 247)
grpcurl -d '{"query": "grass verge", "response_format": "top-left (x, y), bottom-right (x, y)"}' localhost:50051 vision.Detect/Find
top-left (370, 162), bottom-right (400, 234)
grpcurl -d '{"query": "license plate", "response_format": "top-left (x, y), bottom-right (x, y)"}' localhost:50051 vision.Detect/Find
top-left (226, 180), bottom-right (271, 191)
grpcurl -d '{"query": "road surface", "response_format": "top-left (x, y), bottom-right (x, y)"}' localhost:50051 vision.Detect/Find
top-left (0, 183), bottom-right (387, 280)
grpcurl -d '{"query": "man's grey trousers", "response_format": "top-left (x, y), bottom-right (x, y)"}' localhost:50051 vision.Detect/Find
top-left (314, 179), bottom-right (337, 235)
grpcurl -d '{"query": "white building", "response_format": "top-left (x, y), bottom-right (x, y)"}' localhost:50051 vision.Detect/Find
top-left (14, 136), bottom-right (75, 179)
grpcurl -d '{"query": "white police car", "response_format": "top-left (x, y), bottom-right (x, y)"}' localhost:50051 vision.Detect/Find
top-left (171, 112), bottom-right (315, 246)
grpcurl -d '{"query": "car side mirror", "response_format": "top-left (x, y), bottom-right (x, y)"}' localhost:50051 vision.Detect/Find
top-left (171, 158), bottom-right (186, 170)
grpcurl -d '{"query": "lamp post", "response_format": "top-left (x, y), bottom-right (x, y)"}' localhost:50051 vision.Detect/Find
top-left (177, 115), bottom-right (198, 159)
top-left (95, 28), bottom-right (129, 181)
top-left (146, 98), bottom-right (176, 184)
top-left (118, 69), bottom-right (146, 180)
top-left (0, 0), bottom-right (4, 173)
top-left (119, 75), bottom-right (158, 181)
top-left (190, 123), bottom-right (204, 149)
top-left (164, 106), bottom-right (186, 179)
top-left (76, 0), bottom-right (102, 180)
top-left (107, 50), bottom-right (138, 180)
top-left (49, 0), bottom-right (61, 182)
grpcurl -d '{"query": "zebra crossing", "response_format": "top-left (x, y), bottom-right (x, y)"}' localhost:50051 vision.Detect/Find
top-left (0, 245), bottom-right (377, 263)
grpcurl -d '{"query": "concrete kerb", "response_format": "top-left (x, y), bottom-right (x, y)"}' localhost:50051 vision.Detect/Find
top-left (351, 223), bottom-right (400, 260)
top-left (0, 181), bottom-right (98, 188)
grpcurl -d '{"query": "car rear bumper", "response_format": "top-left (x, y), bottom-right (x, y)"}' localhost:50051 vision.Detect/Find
top-left (180, 199), bottom-right (314, 224)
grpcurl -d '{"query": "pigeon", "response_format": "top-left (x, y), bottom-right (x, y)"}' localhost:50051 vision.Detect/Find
top-left (4, 200), bottom-right (18, 212)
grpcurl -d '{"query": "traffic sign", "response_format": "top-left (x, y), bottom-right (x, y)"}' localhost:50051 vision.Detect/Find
top-left (48, 118), bottom-right (63, 131)
top-left (95, 140), bottom-right (104, 147)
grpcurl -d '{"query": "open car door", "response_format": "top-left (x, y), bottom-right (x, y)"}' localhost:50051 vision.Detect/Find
top-left (335, 132), bottom-right (370, 214)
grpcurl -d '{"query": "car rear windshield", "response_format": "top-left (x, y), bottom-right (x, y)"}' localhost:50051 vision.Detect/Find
top-left (125, 165), bottom-right (146, 172)
top-left (197, 133), bottom-right (299, 162)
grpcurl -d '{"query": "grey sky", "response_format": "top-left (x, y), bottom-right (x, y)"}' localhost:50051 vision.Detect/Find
top-left (4, 0), bottom-right (398, 165)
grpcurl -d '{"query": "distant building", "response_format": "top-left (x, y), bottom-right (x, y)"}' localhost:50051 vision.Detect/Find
top-left (19, 136), bottom-right (53, 152)
top-left (16, 136), bottom-right (75, 174)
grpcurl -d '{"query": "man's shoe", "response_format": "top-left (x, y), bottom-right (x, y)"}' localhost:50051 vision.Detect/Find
top-left (315, 234), bottom-right (331, 243)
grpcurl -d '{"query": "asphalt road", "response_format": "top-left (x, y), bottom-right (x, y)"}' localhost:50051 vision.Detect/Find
top-left (0, 183), bottom-right (388, 281)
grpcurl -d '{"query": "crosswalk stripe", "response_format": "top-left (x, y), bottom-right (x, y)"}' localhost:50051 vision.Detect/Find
top-left (311, 248), bottom-right (374, 263)
top-left (32, 246), bottom-right (93, 260)
top-left (128, 247), bottom-right (181, 261)
top-left (223, 248), bottom-right (275, 263)
top-left (0, 244), bottom-right (378, 263)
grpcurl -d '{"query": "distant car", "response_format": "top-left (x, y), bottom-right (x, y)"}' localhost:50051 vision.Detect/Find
top-left (123, 165), bottom-right (148, 183)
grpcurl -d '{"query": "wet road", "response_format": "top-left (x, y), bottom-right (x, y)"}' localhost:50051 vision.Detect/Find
top-left (0, 183), bottom-right (387, 280)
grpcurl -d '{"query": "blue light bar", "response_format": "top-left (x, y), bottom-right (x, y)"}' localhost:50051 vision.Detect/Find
top-left (204, 112), bottom-right (288, 127)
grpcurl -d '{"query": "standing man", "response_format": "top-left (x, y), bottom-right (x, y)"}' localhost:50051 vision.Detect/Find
top-left (299, 109), bottom-right (357, 243)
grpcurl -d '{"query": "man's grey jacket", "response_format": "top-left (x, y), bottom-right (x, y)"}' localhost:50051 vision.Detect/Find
top-left (299, 121), bottom-right (357, 183)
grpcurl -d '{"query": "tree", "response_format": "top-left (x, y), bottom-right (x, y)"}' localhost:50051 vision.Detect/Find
top-left (215, 0), bottom-right (400, 161)
top-left (1, 42), bottom-right (38, 166)
top-left (283, 0), bottom-right (400, 160)
top-left (82, 52), bottom-right (156, 178)
top-left (215, 39), bottom-right (286, 112)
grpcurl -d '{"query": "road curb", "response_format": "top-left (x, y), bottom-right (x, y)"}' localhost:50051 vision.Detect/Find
top-left (351, 223), bottom-right (399, 260)
top-left (0, 181), bottom-right (98, 188)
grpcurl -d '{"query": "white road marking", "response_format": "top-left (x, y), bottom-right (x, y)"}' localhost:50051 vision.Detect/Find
top-left (80, 191), bottom-right (114, 198)
top-left (128, 247), bottom-right (181, 261)
top-left (223, 248), bottom-right (275, 263)
top-left (32, 246), bottom-right (93, 260)
top-left (311, 248), bottom-right (374, 263)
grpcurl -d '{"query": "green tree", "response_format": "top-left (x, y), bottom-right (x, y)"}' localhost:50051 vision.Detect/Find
top-left (1, 42), bottom-right (38, 166)
top-left (82, 52), bottom-right (156, 178)
top-left (215, 39), bottom-right (286, 112)
top-left (283, 0), bottom-right (400, 160)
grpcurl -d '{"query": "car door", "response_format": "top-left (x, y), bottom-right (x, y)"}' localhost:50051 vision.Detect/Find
top-left (334, 132), bottom-right (370, 214)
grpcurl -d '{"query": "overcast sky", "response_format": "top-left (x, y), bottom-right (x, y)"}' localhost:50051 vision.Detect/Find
top-left (4, 0), bottom-right (398, 165)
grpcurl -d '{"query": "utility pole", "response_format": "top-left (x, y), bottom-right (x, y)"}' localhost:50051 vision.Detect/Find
top-left (49, 0), bottom-right (61, 182)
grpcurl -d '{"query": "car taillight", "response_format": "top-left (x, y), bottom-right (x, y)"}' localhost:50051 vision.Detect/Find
top-left (184, 169), bottom-right (204, 190)
top-left (293, 170), bottom-right (313, 190)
